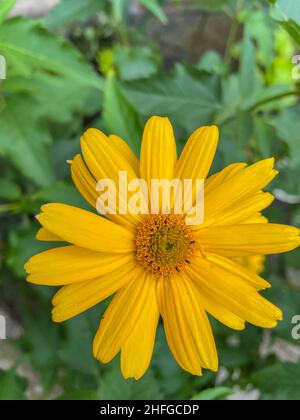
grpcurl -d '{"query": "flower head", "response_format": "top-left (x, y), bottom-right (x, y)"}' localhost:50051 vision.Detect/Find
top-left (25, 116), bottom-right (300, 379)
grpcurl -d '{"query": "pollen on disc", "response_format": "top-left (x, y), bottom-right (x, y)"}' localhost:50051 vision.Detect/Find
top-left (135, 214), bottom-right (198, 277)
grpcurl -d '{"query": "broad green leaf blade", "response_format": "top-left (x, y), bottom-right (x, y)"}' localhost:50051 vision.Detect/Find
top-left (45, 0), bottom-right (106, 30)
top-left (7, 223), bottom-right (51, 277)
top-left (251, 363), bottom-right (300, 400)
top-left (246, 10), bottom-right (275, 69)
top-left (191, 387), bottom-right (233, 400)
top-left (115, 46), bottom-right (159, 81)
top-left (253, 116), bottom-right (274, 157)
top-left (0, 18), bottom-right (102, 89)
top-left (59, 314), bottom-right (98, 375)
top-left (103, 73), bottom-right (142, 154)
top-left (0, 95), bottom-right (55, 186)
top-left (100, 360), bottom-right (163, 400)
top-left (271, 108), bottom-right (300, 167)
top-left (37, 181), bottom-right (89, 209)
top-left (138, 0), bottom-right (168, 24)
top-left (239, 29), bottom-right (262, 107)
top-left (122, 64), bottom-right (220, 131)
top-left (18, 71), bottom-right (102, 124)
top-left (196, 51), bottom-right (228, 76)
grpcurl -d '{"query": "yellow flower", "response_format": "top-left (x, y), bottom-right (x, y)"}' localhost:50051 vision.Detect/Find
top-left (25, 116), bottom-right (300, 379)
top-left (237, 255), bottom-right (266, 275)
top-left (234, 215), bottom-right (268, 275)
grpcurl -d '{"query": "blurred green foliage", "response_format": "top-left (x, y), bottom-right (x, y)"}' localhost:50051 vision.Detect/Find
top-left (1, 0), bottom-right (300, 400)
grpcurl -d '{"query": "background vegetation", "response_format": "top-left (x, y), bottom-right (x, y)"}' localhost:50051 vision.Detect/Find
top-left (1, 0), bottom-right (300, 400)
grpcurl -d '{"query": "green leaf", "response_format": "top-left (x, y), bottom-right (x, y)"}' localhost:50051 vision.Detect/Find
top-left (191, 387), bottom-right (233, 400)
top-left (246, 10), bottom-right (275, 68)
top-left (0, 18), bottom-right (103, 184)
top-left (115, 46), bottom-right (159, 81)
top-left (216, 74), bottom-right (240, 124)
top-left (122, 64), bottom-right (220, 131)
top-left (271, 108), bottom-right (300, 167)
top-left (196, 51), bottom-right (228, 76)
top-left (138, 0), bottom-right (168, 24)
top-left (267, 282), bottom-right (300, 341)
top-left (0, 0), bottom-right (16, 24)
top-left (0, 178), bottom-right (21, 200)
top-left (277, 0), bottom-right (300, 24)
top-left (45, 0), bottom-right (106, 30)
top-left (59, 313), bottom-right (98, 375)
top-left (251, 363), bottom-right (300, 400)
top-left (239, 29), bottom-right (262, 107)
top-left (7, 222), bottom-right (51, 277)
top-left (218, 112), bottom-right (254, 164)
top-left (282, 19), bottom-right (300, 47)
top-left (0, 95), bottom-right (55, 186)
top-left (251, 84), bottom-right (297, 112)
top-left (152, 326), bottom-right (210, 399)
top-left (0, 368), bottom-right (26, 400)
top-left (0, 18), bottom-right (102, 89)
top-left (270, 1), bottom-right (300, 46)
top-left (12, 71), bottom-right (102, 124)
top-left (253, 116), bottom-right (274, 157)
top-left (36, 181), bottom-right (88, 209)
top-left (100, 360), bottom-right (163, 400)
top-left (103, 73), bottom-right (142, 154)
top-left (21, 308), bottom-right (62, 377)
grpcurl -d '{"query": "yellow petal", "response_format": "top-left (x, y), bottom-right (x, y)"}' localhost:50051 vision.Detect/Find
top-left (25, 245), bottom-right (134, 286)
top-left (201, 192), bottom-right (274, 228)
top-left (234, 255), bottom-right (266, 276)
top-left (185, 271), bottom-right (245, 331)
top-left (197, 223), bottom-right (300, 257)
top-left (203, 159), bottom-right (278, 224)
top-left (244, 214), bottom-right (268, 224)
top-left (109, 134), bottom-right (139, 175)
top-left (205, 253), bottom-right (270, 290)
top-left (36, 227), bottom-right (62, 242)
top-left (70, 154), bottom-right (98, 209)
top-left (187, 255), bottom-right (282, 328)
top-left (140, 116), bottom-right (177, 184)
top-left (232, 208), bottom-right (267, 276)
top-left (174, 125), bottom-right (219, 213)
top-left (205, 162), bottom-right (247, 195)
top-left (93, 267), bottom-right (155, 364)
top-left (121, 273), bottom-right (159, 380)
top-left (175, 125), bottom-right (219, 182)
top-left (52, 260), bottom-right (137, 322)
top-left (157, 274), bottom-right (218, 375)
top-left (80, 128), bottom-right (143, 228)
top-left (36, 203), bottom-right (135, 253)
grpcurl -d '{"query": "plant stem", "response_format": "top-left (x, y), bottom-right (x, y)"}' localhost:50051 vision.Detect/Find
top-left (247, 90), bottom-right (300, 112)
top-left (0, 203), bottom-right (19, 213)
top-left (216, 90), bottom-right (300, 126)
top-left (224, 0), bottom-right (244, 65)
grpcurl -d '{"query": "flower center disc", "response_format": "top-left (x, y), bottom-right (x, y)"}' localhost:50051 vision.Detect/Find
top-left (135, 214), bottom-right (197, 277)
